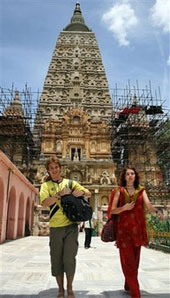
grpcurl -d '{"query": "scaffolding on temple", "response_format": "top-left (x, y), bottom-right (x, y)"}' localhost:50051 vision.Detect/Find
top-left (0, 81), bottom-right (169, 205)
top-left (110, 80), bottom-right (170, 205)
top-left (0, 84), bottom-right (41, 181)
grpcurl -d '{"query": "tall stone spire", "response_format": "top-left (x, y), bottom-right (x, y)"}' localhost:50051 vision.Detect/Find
top-left (33, 4), bottom-right (116, 230)
top-left (64, 2), bottom-right (91, 32)
top-left (34, 3), bottom-right (113, 152)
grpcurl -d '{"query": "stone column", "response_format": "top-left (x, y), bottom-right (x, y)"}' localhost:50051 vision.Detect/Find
top-left (84, 134), bottom-right (90, 159)
top-left (94, 189), bottom-right (99, 217)
top-left (62, 137), bottom-right (67, 158)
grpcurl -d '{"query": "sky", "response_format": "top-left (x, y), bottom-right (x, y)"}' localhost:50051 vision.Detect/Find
top-left (0, 0), bottom-right (170, 111)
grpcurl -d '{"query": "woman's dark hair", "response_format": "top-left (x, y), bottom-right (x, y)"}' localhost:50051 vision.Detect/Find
top-left (119, 166), bottom-right (140, 189)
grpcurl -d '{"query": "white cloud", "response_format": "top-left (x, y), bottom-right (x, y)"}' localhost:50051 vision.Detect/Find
top-left (167, 55), bottom-right (170, 66)
top-left (151, 0), bottom-right (170, 33)
top-left (102, 0), bottom-right (138, 46)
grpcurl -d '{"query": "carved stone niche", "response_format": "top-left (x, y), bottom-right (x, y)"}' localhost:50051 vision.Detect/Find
top-left (63, 109), bottom-right (91, 136)
top-left (56, 141), bottom-right (63, 153)
top-left (69, 171), bottom-right (83, 183)
top-left (100, 170), bottom-right (111, 185)
top-left (100, 196), bottom-right (109, 206)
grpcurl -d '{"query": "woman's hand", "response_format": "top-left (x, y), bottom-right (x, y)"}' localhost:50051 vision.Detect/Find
top-left (143, 190), bottom-right (156, 213)
top-left (123, 202), bottom-right (135, 211)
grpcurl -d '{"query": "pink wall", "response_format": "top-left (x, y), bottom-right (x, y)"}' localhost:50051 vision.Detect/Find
top-left (0, 151), bottom-right (39, 244)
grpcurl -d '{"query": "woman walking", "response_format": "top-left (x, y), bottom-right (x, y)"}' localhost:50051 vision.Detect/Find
top-left (109, 166), bottom-right (155, 298)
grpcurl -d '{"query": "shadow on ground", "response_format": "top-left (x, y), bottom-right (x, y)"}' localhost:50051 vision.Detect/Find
top-left (0, 288), bottom-right (170, 298)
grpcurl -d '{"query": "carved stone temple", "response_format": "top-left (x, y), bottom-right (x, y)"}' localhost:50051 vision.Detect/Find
top-left (33, 2), bottom-right (116, 235)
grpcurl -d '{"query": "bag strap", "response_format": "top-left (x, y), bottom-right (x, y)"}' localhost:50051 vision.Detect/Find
top-left (50, 205), bottom-right (59, 219)
top-left (68, 179), bottom-right (73, 191)
top-left (49, 181), bottom-right (60, 219)
top-left (107, 187), bottom-right (118, 219)
top-left (107, 186), bottom-right (124, 219)
top-left (50, 179), bottom-right (74, 220)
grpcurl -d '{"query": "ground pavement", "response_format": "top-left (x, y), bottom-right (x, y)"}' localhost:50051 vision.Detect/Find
top-left (0, 232), bottom-right (169, 298)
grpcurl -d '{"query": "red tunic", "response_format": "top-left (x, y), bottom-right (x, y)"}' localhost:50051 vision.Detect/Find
top-left (116, 187), bottom-right (148, 249)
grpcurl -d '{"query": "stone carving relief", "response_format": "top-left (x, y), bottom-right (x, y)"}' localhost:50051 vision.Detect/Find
top-left (90, 141), bottom-right (96, 153)
top-left (56, 141), bottom-right (62, 153)
top-left (34, 168), bottom-right (47, 184)
top-left (86, 167), bottom-right (92, 183)
top-left (70, 171), bottom-right (83, 183)
top-left (38, 221), bottom-right (49, 236)
top-left (101, 196), bottom-right (109, 206)
top-left (100, 170), bottom-right (111, 185)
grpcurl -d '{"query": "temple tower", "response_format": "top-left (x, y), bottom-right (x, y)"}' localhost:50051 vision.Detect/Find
top-left (0, 91), bottom-right (34, 170)
top-left (33, 3), bottom-right (116, 235)
top-left (34, 2), bottom-right (113, 153)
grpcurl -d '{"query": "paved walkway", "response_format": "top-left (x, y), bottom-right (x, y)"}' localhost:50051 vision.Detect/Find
top-left (0, 233), bottom-right (169, 297)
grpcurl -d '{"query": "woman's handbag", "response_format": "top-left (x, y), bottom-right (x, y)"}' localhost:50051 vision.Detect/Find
top-left (101, 215), bottom-right (117, 242)
top-left (101, 186), bottom-right (122, 242)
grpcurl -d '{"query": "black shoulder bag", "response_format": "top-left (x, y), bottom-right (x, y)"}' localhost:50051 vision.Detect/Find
top-left (61, 180), bottom-right (93, 222)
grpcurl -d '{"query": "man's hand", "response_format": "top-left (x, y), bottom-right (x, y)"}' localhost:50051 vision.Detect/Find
top-left (60, 187), bottom-right (72, 197)
top-left (72, 190), bottom-right (85, 197)
top-left (42, 194), bottom-right (60, 207)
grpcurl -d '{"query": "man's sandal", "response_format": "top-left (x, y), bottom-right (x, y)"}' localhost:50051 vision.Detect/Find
top-left (57, 290), bottom-right (65, 298)
top-left (67, 290), bottom-right (75, 298)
